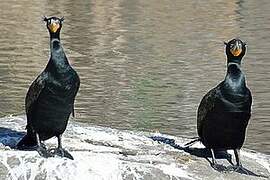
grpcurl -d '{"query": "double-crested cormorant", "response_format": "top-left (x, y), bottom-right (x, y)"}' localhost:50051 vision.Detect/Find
top-left (16, 16), bottom-right (80, 160)
top-left (197, 38), bottom-right (252, 171)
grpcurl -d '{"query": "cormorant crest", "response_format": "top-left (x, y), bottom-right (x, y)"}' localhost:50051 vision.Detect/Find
top-left (224, 39), bottom-right (247, 47)
top-left (43, 16), bottom-right (65, 22)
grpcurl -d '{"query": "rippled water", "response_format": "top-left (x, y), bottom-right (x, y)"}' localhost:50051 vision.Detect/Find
top-left (0, 0), bottom-right (269, 154)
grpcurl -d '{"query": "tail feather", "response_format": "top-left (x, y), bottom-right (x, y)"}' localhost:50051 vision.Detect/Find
top-left (16, 133), bottom-right (37, 150)
top-left (184, 138), bottom-right (201, 147)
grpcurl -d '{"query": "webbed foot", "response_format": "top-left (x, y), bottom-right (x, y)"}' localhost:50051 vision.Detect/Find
top-left (37, 146), bottom-right (53, 158)
top-left (233, 165), bottom-right (250, 175)
top-left (50, 148), bottom-right (74, 160)
top-left (211, 163), bottom-right (228, 172)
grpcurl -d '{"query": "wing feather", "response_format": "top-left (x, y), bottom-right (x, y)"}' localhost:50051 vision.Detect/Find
top-left (25, 72), bottom-right (47, 129)
top-left (71, 77), bottom-right (80, 118)
top-left (197, 86), bottom-right (218, 137)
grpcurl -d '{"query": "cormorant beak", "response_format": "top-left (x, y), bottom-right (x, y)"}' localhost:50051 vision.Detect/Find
top-left (48, 22), bottom-right (60, 33)
top-left (230, 40), bottom-right (242, 56)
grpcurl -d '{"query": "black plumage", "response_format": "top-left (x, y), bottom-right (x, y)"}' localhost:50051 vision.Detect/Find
top-left (197, 39), bottom-right (252, 171)
top-left (17, 16), bottom-right (80, 159)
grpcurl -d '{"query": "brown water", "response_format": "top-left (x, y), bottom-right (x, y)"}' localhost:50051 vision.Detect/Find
top-left (0, 0), bottom-right (269, 154)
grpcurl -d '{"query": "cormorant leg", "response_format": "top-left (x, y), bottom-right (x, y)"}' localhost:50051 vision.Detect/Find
top-left (51, 135), bottom-right (74, 160)
top-left (57, 134), bottom-right (63, 149)
top-left (36, 133), bottom-right (52, 158)
top-left (211, 149), bottom-right (217, 165)
top-left (56, 134), bottom-right (64, 157)
top-left (234, 149), bottom-right (241, 166)
top-left (209, 149), bottom-right (230, 172)
top-left (233, 149), bottom-right (249, 174)
top-left (210, 149), bottom-right (219, 170)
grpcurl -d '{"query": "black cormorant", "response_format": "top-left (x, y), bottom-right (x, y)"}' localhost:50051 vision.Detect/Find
top-left (16, 16), bottom-right (80, 160)
top-left (197, 38), bottom-right (252, 171)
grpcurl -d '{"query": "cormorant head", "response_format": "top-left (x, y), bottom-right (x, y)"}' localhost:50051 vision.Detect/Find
top-left (43, 16), bottom-right (64, 35)
top-left (224, 38), bottom-right (246, 62)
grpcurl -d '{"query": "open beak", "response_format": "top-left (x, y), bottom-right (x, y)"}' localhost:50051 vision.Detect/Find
top-left (230, 41), bottom-right (242, 56)
top-left (48, 22), bottom-right (60, 33)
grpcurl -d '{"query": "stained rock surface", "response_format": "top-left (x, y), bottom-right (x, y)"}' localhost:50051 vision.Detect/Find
top-left (0, 116), bottom-right (268, 180)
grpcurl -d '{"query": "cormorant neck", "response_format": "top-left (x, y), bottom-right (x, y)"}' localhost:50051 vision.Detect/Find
top-left (50, 39), bottom-right (62, 53)
top-left (227, 62), bottom-right (241, 75)
top-left (48, 36), bottom-right (70, 72)
top-left (224, 63), bottom-right (246, 92)
top-left (50, 31), bottom-right (60, 41)
top-left (227, 56), bottom-right (242, 65)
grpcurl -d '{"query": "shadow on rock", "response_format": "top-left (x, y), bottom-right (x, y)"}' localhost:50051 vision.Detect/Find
top-left (0, 127), bottom-right (25, 149)
top-left (150, 136), bottom-right (231, 160)
top-left (150, 136), bottom-right (268, 178)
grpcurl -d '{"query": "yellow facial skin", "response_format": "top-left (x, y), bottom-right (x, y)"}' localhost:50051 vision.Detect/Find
top-left (230, 48), bottom-right (242, 56)
top-left (48, 23), bottom-right (60, 33)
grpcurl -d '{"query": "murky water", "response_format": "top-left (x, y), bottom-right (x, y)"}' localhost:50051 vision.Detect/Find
top-left (0, 0), bottom-right (269, 154)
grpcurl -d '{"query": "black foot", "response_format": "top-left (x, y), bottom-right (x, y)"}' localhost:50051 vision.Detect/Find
top-left (211, 163), bottom-right (228, 172)
top-left (50, 148), bottom-right (74, 160)
top-left (37, 146), bottom-right (53, 158)
top-left (233, 165), bottom-right (250, 175)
